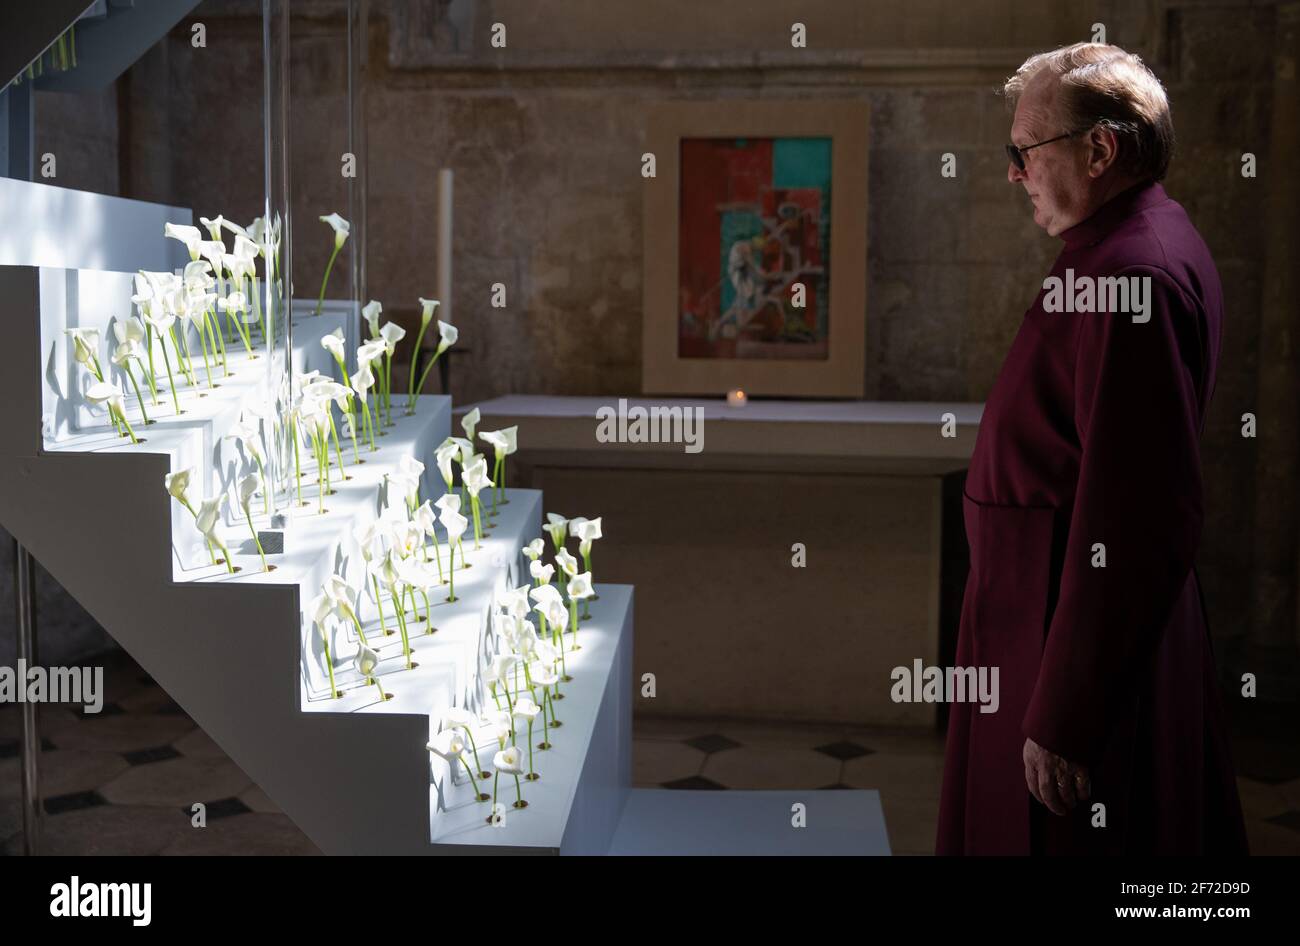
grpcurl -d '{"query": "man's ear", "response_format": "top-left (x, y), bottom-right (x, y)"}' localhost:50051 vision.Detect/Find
top-left (1087, 124), bottom-right (1121, 178)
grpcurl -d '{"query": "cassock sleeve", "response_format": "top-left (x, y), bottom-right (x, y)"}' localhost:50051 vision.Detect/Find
top-left (1022, 265), bottom-right (1207, 764)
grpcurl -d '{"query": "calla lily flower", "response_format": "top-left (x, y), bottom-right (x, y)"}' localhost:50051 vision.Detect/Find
top-left (442, 707), bottom-right (488, 778)
top-left (65, 327), bottom-right (103, 377)
top-left (357, 339), bottom-right (385, 366)
top-left (322, 328), bottom-right (346, 363)
top-left (321, 212), bottom-right (350, 249)
top-left (480, 429), bottom-right (508, 458)
top-left (309, 592), bottom-right (341, 698)
top-left (199, 214), bottom-right (226, 242)
top-left (164, 222), bottom-right (202, 260)
top-left (354, 643), bottom-right (386, 699)
top-left (492, 743), bottom-right (526, 818)
top-left (85, 380), bottom-right (139, 443)
top-left (440, 508), bottom-right (468, 544)
top-left (555, 548), bottom-right (578, 578)
top-left (238, 472), bottom-right (260, 509)
top-left (461, 407), bottom-right (481, 442)
top-left (435, 439), bottom-right (458, 489)
top-left (379, 321), bottom-right (406, 354)
top-left (195, 494), bottom-right (234, 573)
top-left (529, 560), bottom-right (555, 586)
top-left (439, 507), bottom-right (469, 602)
top-left (418, 297), bottom-right (440, 327)
top-left (362, 300), bottom-right (383, 339)
top-left (238, 472), bottom-right (269, 572)
top-left (434, 320), bottom-right (458, 356)
top-left (427, 729), bottom-right (484, 799)
top-left (494, 746), bottom-right (524, 776)
top-left (351, 361), bottom-right (376, 396)
top-left (315, 214), bottom-right (350, 316)
top-left (195, 496), bottom-right (223, 535)
top-left (462, 456), bottom-right (492, 547)
top-left (165, 469), bottom-right (192, 504)
top-left (434, 492), bottom-right (462, 515)
top-left (544, 513), bottom-right (569, 551)
top-left (567, 572), bottom-right (594, 600)
top-left (523, 539), bottom-right (545, 561)
top-left (530, 583), bottom-right (563, 610)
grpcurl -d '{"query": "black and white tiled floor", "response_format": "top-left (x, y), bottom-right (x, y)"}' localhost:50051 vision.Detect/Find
top-left (2, 650), bottom-right (1297, 855)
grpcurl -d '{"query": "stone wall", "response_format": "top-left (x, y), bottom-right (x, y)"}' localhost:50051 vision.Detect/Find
top-left (14, 0), bottom-right (1298, 684)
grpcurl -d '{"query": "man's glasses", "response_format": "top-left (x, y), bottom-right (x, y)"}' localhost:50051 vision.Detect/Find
top-left (1005, 130), bottom-right (1082, 172)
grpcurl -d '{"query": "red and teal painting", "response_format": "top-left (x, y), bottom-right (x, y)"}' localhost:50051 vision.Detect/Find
top-left (678, 136), bottom-right (831, 360)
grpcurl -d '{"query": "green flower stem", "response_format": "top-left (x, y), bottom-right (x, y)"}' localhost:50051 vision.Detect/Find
top-left (471, 495), bottom-right (482, 549)
top-left (492, 772), bottom-right (499, 816)
top-left (327, 410), bottom-right (346, 473)
top-left (503, 689), bottom-right (515, 745)
top-left (114, 404), bottom-right (139, 444)
top-left (143, 325), bottom-right (159, 404)
top-left (370, 673), bottom-right (385, 699)
top-left (513, 773), bottom-right (523, 807)
top-left (383, 354), bottom-right (393, 426)
top-left (313, 433), bottom-right (325, 514)
top-left (526, 720), bottom-right (535, 774)
top-left (390, 588), bottom-right (412, 668)
top-left (210, 535), bottom-right (234, 574)
top-left (244, 506), bottom-right (268, 572)
top-left (492, 455), bottom-right (502, 514)
top-left (428, 528), bottom-right (444, 582)
top-left (371, 575), bottom-right (390, 636)
top-left (447, 542), bottom-right (457, 602)
top-left (250, 274), bottom-right (262, 329)
top-left (421, 590), bottom-right (433, 632)
top-left (349, 611), bottom-right (369, 647)
top-left (292, 418), bottom-right (303, 506)
top-left (411, 350), bottom-right (443, 405)
top-left (569, 599), bottom-right (579, 645)
top-left (195, 318), bottom-right (214, 387)
top-left (360, 393), bottom-right (376, 451)
top-left (170, 326), bottom-right (195, 386)
top-left (205, 308), bottom-right (228, 376)
top-left (123, 362), bottom-right (150, 425)
top-left (159, 337), bottom-right (181, 415)
top-left (255, 455), bottom-right (269, 516)
top-left (406, 320), bottom-right (432, 408)
top-left (463, 728), bottom-right (485, 775)
top-left (460, 756), bottom-right (483, 799)
top-left (233, 309), bottom-right (254, 354)
top-left (315, 242), bottom-right (342, 316)
top-left (319, 630), bottom-right (338, 698)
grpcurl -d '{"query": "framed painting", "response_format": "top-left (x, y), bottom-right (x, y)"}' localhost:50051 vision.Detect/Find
top-left (642, 100), bottom-right (868, 397)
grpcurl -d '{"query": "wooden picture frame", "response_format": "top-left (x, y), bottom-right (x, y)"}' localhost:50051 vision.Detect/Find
top-left (642, 100), bottom-right (868, 398)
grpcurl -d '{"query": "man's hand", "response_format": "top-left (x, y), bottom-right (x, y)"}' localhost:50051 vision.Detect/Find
top-left (1023, 737), bottom-right (1090, 815)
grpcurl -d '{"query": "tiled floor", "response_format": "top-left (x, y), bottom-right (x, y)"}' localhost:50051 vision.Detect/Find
top-left (2, 650), bottom-right (1297, 855)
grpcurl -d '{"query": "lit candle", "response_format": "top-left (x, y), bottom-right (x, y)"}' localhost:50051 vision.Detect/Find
top-left (726, 389), bottom-right (747, 408)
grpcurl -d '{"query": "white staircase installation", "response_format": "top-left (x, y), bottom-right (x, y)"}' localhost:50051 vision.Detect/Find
top-left (1, 185), bottom-right (890, 856)
top-left (1, 209), bottom-right (634, 854)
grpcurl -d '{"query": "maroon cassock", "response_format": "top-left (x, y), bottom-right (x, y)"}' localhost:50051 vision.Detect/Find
top-left (936, 182), bottom-right (1249, 855)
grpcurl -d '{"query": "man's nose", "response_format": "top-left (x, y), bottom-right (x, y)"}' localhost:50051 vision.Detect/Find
top-left (1008, 160), bottom-right (1026, 184)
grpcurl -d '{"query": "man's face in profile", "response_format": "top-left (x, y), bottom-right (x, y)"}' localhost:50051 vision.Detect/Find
top-left (1008, 77), bottom-right (1092, 236)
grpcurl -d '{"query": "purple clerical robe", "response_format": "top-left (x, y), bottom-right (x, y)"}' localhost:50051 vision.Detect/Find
top-left (936, 182), bottom-right (1249, 855)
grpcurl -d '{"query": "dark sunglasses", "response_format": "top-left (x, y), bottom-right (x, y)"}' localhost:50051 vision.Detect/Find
top-left (1005, 130), bottom-right (1082, 172)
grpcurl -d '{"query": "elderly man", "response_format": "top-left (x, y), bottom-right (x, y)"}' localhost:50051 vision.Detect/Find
top-left (936, 43), bottom-right (1249, 855)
